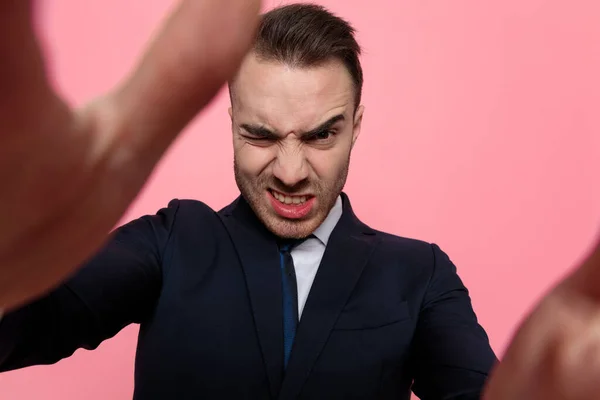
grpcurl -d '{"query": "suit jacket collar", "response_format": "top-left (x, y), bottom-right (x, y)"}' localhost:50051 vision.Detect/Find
top-left (219, 192), bottom-right (378, 399)
top-left (312, 195), bottom-right (342, 246)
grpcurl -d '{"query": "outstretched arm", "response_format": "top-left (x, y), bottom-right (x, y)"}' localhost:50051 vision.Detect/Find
top-left (410, 244), bottom-right (497, 399)
top-left (0, 202), bottom-right (179, 372)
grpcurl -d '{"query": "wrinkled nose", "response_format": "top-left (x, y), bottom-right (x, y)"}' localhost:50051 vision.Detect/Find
top-left (272, 147), bottom-right (309, 189)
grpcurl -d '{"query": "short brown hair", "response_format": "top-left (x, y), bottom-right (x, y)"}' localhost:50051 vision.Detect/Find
top-left (232, 3), bottom-right (363, 108)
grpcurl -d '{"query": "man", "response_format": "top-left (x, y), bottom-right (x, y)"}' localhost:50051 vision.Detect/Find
top-left (0, 4), bottom-right (497, 398)
top-left (1, 1), bottom-right (600, 400)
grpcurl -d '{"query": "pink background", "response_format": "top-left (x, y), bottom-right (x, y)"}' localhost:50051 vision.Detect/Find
top-left (2, 0), bottom-right (599, 398)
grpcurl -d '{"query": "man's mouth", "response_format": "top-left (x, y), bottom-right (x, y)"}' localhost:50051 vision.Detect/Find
top-left (267, 189), bottom-right (316, 219)
top-left (270, 189), bottom-right (309, 205)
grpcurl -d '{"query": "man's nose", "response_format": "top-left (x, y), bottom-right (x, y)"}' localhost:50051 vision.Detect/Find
top-left (272, 148), bottom-right (309, 189)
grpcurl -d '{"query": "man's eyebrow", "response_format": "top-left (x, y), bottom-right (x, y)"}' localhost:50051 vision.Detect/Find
top-left (239, 124), bottom-right (279, 140)
top-left (301, 114), bottom-right (346, 138)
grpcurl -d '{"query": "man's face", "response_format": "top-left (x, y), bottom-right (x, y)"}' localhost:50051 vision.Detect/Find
top-left (229, 53), bottom-right (364, 239)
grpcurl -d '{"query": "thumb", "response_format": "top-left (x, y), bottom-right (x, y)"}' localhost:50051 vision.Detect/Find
top-left (562, 232), bottom-right (600, 299)
top-left (101, 0), bottom-right (261, 161)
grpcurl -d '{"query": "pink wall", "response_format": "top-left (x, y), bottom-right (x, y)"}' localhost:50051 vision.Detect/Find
top-left (1, 0), bottom-right (599, 398)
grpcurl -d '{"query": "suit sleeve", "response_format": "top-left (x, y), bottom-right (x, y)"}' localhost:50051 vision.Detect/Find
top-left (410, 244), bottom-right (498, 400)
top-left (0, 200), bottom-right (180, 372)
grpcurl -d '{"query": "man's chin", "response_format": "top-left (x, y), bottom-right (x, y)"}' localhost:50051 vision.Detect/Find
top-left (261, 213), bottom-right (323, 239)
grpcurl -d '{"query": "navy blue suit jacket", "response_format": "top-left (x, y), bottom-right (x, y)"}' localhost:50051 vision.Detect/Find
top-left (0, 193), bottom-right (497, 399)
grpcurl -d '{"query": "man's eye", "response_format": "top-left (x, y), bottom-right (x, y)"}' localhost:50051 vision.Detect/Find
top-left (308, 130), bottom-right (335, 141)
top-left (243, 135), bottom-right (272, 142)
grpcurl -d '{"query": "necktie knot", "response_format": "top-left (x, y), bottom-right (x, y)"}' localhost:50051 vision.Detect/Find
top-left (277, 235), bottom-right (312, 253)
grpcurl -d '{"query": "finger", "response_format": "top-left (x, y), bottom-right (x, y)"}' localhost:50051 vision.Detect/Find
top-left (0, 0), bottom-right (71, 138)
top-left (562, 233), bottom-right (600, 299)
top-left (105, 0), bottom-right (261, 161)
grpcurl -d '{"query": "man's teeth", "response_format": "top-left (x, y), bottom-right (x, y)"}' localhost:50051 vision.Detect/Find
top-left (272, 191), bottom-right (307, 205)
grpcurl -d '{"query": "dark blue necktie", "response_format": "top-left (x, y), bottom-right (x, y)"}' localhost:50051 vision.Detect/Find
top-left (278, 238), bottom-right (305, 369)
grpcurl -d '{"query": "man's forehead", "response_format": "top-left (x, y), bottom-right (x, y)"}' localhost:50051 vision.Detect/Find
top-left (231, 54), bottom-right (354, 128)
top-left (232, 54), bottom-right (354, 106)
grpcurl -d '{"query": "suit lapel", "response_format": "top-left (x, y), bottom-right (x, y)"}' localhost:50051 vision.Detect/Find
top-left (219, 197), bottom-right (284, 399)
top-left (278, 194), bottom-right (379, 400)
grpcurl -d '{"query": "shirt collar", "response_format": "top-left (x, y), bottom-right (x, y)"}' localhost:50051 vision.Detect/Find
top-left (311, 195), bottom-right (342, 246)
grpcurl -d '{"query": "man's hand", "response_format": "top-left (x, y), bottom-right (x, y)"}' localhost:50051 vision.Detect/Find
top-left (484, 235), bottom-right (600, 399)
top-left (0, 0), bottom-right (261, 310)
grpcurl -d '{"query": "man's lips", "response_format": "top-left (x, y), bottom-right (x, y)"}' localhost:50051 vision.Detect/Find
top-left (267, 189), bottom-right (315, 219)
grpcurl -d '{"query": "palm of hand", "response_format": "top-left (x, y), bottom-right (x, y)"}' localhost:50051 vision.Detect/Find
top-left (484, 239), bottom-right (600, 400)
top-left (0, 0), bottom-right (261, 309)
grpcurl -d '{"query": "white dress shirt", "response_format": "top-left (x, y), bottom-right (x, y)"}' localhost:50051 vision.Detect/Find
top-left (290, 195), bottom-right (343, 319)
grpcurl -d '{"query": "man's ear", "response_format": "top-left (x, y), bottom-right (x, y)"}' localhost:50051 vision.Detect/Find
top-left (352, 105), bottom-right (365, 148)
